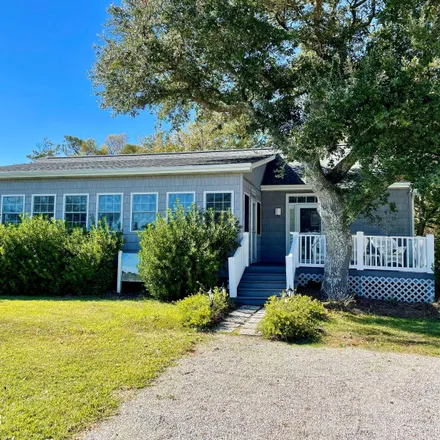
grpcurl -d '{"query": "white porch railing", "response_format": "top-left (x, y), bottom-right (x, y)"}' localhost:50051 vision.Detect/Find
top-left (286, 232), bottom-right (300, 290)
top-left (293, 232), bottom-right (435, 274)
top-left (228, 232), bottom-right (250, 298)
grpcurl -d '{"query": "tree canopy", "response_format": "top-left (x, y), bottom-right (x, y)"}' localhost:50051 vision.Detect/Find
top-left (91, 0), bottom-right (440, 298)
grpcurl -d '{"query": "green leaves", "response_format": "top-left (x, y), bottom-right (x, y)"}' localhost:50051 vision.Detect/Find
top-left (137, 204), bottom-right (240, 301)
top-left (0, 217), bottom-right (124, 296)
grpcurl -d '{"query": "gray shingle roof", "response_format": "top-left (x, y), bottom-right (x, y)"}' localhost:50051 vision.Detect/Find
top-left (262, 157), bottom-right (306, 185)
top-left (0, 149), bottom-right (275, 175)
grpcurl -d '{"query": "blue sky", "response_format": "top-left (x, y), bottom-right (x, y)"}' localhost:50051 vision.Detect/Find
top-left (0, 1), bottom-right (157, 166)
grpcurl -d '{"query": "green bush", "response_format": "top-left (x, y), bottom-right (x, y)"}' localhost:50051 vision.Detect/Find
top-left (0, 216), bottom-right (124, 296)
top-left (138, 205), bottom-right (240, 301)
top-left (258, 294), bottom-right (327, 342)
top-left (177, 287), bottom-right (230, 330)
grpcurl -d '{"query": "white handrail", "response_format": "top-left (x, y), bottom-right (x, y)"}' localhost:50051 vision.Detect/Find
top-left (286, 232), bottom-right (299, 290)
top-left (228, 232), bottom-right (250, 298)
top-left (295, 232), bottom-right (435, 274)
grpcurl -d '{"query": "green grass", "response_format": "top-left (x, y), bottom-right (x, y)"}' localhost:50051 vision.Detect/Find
top-left (0, 297), bottom-right (205, 440)
top-left (320, 310), bottom-right (440, 356)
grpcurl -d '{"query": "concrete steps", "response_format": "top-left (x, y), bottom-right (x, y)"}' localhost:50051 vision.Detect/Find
top-left (236, 264), bottom-right (286, 306)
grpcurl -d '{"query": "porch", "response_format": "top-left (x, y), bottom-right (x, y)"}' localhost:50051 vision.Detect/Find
top-left (229, 232), bottom-right (436, 304)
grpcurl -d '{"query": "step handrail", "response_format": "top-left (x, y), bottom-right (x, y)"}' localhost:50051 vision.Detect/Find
top-left (286, 232), bottom-right (299, 290)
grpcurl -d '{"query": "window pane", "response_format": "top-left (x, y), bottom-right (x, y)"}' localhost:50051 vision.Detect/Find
top-left (33, 195), bottom-right (55, 217)
top-left (64, 196), bottom-right (88, 227)
top-left (205, 192), bottom-right (232, 213)
top-left (168, 193), bottom-right (194, 212)
top-left (98, 195), bottom-right (122, 229)
top-left (132, 194), bottom-right (157, 231)
top-left (2, 196), bottom-right (24, 224)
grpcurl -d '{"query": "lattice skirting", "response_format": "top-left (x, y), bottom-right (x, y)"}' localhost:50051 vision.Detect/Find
top-left (295, 273), bottom-right (435, 303)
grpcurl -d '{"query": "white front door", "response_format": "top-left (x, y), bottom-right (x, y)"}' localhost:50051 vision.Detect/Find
top-left (250, 199), bottom-right (258, 263)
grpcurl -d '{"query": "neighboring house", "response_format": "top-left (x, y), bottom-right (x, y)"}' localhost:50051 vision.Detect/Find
top-left (0, 149), bottom-right (434, 303)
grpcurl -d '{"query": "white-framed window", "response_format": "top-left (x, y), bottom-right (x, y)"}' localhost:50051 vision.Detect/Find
top-left (96, 193), bottom-right (123, 230)
top-left (204, 191), bottom-right (234, 214)
top-left (63, 194), bottom-right (89, 228)
top-left (1, 195), bottom-right (25, 225)
top-left (130, 193), bottom-right (158, 232)
top-left (32, 195), bottom-right (56, 218)
top-left (167, 192), bottom-right (195, 214)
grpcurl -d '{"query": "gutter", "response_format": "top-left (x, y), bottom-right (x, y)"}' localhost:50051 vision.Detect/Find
top-left (0, 156), bottom-right (276, 180)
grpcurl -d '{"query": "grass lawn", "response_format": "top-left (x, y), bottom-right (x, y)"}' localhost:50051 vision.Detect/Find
top-left (0, 298), bottom-right (205, 440)
top-left (320, 310), bottom-right (440, 357)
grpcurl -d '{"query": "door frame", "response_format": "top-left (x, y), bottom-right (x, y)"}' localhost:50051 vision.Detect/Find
top-left (285, 193), bottom-right (321, 254)
top-left (250, 197), bottom-right (258, 263)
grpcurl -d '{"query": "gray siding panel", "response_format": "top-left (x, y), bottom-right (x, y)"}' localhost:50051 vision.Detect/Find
top-left (261, 187), bottom-right (413, 263)
top-left (0, 174), bottom-right (242, 252)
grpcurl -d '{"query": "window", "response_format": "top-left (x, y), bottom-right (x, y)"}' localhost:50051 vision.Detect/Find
top-left (64, 195), bottom-right (88, 228)
top-left (167, 192), bottom-right (195, 213)
top-left (204, 192), bottom-right (233, 214)
top-left (131, 193), bottom-right (157, 231)
top-left (244, 194), bottom-right (250, 233)
top-left (288, 196), bottom-right (318, 204)
top-left (2, 195), bottom-right (24, 224)
top-left (97, 194), bottom-right (122, 229)
top-left (32, 195), bottom-right (55, 218)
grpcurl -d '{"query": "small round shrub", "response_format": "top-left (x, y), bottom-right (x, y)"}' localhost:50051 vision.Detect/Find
top-left (177, 287), bottom-right (230, 330)
top-left (258, 294), bottom-right (327, 342)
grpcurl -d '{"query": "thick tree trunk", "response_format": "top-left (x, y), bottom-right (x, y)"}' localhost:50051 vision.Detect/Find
top-left (308, 164), bottom-right (353, 300)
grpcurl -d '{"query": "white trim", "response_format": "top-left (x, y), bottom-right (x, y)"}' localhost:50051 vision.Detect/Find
top-left (0, 157), bottom-right (276, 181)
top-left (96, 193), bottom-right (124, 229)
top-left (166, 191), bottom-right (196, 220)
top-left (1, 194), bottom-right (25, 224)
top-left (63, 194), bottom-right (90, 228)
top-left (130, 192), bottom-right (159, 233)
top-left (203, 191), bottom-right (235, 214)
top-left (261, 182), bottom-right (412, 191)
top-left (249, 155), bottom-right (276, 170)
top-left (31, 194), bottom-right (57, 218)
top-left (250, 198), bottom-right (258, 263)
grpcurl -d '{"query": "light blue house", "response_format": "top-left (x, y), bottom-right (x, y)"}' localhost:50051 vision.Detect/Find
top-left (0, 149), bottom-right (434, 303)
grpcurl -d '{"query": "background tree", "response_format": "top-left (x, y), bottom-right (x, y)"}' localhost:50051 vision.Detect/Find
top-left (27, 138), bottom-right (60, 161)
top-left (91, 0), bottom-right (440, 299)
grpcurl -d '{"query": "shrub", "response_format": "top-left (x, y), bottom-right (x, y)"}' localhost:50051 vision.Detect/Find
top-left (258, 294), bottom-right (327, 342)
top-left (138, 205), bottom-right (240, 301)
top-left (177, 287), bottom-right (230, 330)
top-left (0, 216), bottom-right (124, 296)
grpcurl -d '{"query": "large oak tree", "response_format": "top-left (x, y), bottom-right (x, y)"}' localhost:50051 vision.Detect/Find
top-left (91, 0), bottom-right (440, 299)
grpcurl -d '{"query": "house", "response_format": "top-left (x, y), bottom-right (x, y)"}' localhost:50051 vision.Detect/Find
top-left (0, 148), bottom-right (434, 303)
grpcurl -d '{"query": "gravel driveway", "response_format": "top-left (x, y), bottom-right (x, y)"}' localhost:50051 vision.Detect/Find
top-left (84, 335), bottom-right (440, 440)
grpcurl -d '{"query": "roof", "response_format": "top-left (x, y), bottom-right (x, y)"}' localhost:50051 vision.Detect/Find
top-left (0, 149), bottom-right (276, 179)
top-left (261, 157), bottom-right (306, 186)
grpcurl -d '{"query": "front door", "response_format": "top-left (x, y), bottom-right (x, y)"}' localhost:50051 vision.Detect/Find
top-left (286, 197), bottom-right (322, 252)
top-left (250, 199), bottom-right (258, 263)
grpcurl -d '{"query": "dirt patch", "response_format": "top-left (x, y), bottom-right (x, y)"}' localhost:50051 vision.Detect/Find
top-left (325, 296), bottom-right (440, 319)
top-left (296, 283), bottom-right (440, 319)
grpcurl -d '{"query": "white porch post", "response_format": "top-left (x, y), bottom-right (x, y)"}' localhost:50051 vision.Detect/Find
top-left (228, 257), bottom-right (237, 298)
top-left (356, 231), bottom-right (365, 271)
top-left (426, 234), bottom-right (435, 274)
top-left (116, 250), bottom-right (123, 294)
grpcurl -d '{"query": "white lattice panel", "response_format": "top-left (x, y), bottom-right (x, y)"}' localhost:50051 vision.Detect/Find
top-left (295, 273), bottom-right (435, 303)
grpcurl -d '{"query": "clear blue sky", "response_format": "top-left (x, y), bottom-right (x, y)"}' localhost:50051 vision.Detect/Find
top-left (0, 1), bottom-right (157, 166)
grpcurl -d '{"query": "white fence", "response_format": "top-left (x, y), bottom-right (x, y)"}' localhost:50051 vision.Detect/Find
top-left (294, 232), bottom-right (435, 274)
top-left (228, 232), bottom-right (250, 298)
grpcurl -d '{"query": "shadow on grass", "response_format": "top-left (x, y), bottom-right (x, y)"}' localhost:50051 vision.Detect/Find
top-left (0, 294), bottom-right (150, 303)
top-left (343, 313), bottom-right (440, 338)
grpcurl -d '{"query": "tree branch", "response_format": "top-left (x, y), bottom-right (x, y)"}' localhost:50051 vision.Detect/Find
top-left (326, 150), bottom-right (358, 183)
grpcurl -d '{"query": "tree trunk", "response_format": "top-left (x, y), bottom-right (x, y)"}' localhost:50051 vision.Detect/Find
top-left (308, 164), bottom-right (353, 300)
